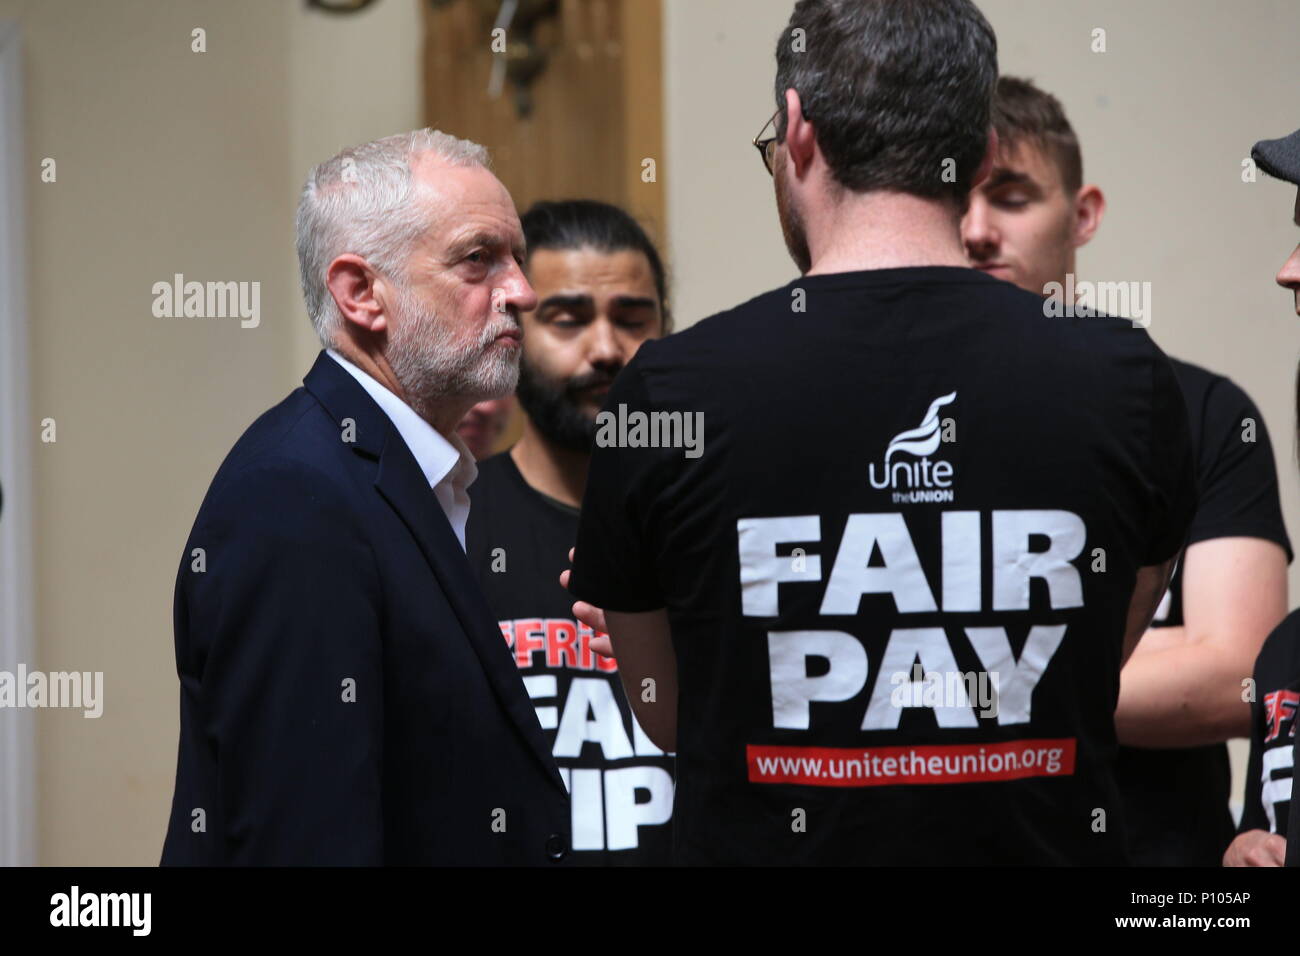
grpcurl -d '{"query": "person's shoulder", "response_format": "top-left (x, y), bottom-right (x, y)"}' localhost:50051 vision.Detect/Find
top-left (630, 283), bottom-right (798, 368)
top-left (220, 384), bottom-right (332, 462)
top-left (1256, 608), bottom-right (1300, 673)
top-left (469, 450), bottom-right (521, 499)
top-left (1273, 606), bottom-right (1300, 635)
top-left (1040, 302), bottom-right (1161, 356)
top-left (475, 449), bottom-right (513, 478)
top-left (922, 270), bottom-right (1156, 358)
top-left (1169, 357), bottom-right (1261, 417)
top-left (1167, 355), bottom-right (1219, 389)
top-left (199, 387), bottom-right (360, 527)
top-left (1027, 312), bottom-right (1186, 419)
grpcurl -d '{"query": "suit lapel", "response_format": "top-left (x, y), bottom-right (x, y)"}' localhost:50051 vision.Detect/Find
top-left (304, 352), bottom-right (565, 794)
top-left (373, 440), bottom-right (566, 792)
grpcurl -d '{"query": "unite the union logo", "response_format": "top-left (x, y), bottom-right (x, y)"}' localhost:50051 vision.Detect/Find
top-left (868, 391), bottom-right (957, 503)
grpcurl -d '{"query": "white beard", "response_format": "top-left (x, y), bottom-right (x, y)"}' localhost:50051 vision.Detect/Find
top-left (386, 285), bottom-right (521, 417)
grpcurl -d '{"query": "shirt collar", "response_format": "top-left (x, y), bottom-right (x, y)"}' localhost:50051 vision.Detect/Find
top-left (327, 350), bottom-right (478, 492)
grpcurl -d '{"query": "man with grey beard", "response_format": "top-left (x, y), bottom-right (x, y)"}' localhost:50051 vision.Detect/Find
top-left (161, 130), bottom-right (571, 866)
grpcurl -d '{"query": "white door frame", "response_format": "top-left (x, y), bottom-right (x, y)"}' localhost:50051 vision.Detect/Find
top-left (0, 18), bottom-right (37, 867)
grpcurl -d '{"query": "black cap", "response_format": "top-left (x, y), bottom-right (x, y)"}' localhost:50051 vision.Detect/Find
top-left (1252, 127), bottom-right (1300, 185)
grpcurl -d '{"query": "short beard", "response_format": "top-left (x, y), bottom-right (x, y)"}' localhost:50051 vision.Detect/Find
top-left (386, 284), bottom-right (521, 422)
top-left (774, 147), bottom-right (812, 275)
top-left (515, 354), bottom-right (617, 453)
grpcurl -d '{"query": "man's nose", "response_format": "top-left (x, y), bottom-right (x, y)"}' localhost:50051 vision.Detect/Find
top-left (1276, 244), bottom-right (1300, 293)
top-left (501, 263), bottom-right (538, 314)
top-left (961, 203), bottom-right (999, 258)
top-left (586, 318), bottom-right (624, 367)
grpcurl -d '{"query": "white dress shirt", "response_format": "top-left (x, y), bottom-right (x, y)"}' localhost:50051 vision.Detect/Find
top-left (327, 350), bottom-right (478, 551)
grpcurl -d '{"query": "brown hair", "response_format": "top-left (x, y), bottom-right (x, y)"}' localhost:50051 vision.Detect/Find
top-left (992, 76), bottom-right (1084, 194)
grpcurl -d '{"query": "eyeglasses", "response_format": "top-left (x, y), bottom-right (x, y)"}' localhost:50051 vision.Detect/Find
top-left (752, 109), bottom-right (780, 176)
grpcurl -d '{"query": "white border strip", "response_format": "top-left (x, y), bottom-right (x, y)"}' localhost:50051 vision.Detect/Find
top-left (0, 18), bottom-right (37, 867)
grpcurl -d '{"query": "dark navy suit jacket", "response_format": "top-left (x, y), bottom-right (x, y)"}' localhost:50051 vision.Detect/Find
top-left (161, 352), bottom-right (570, 865)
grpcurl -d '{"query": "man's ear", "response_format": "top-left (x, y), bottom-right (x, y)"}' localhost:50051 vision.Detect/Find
top-left (971, 128), bottom-right (998, 190)
top-left (1072, 184), bottom-right (1107, 249)
top-left (783, 87), bottom-right (817, 178)
top-left (326, 254), bottom-right (389, 335)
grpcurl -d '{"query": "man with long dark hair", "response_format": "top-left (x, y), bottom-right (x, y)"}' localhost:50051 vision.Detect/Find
top-left (466, 199), bottom-right (675, 864)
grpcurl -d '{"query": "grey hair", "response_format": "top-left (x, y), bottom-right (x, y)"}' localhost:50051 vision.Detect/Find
top-left (295, 129), bottom-right (491, 347)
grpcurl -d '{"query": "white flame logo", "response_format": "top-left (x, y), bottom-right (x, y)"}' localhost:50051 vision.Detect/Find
top-left (884, 391), bottom-right (956, 463)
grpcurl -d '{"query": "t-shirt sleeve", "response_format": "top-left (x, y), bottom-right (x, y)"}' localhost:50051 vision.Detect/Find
top-left (1186, 377), bottom-right (1293, 561)
top-left (569, 359), bottom-right (671, 613)
top-left (1144, 350), bottom-right (1199, 566)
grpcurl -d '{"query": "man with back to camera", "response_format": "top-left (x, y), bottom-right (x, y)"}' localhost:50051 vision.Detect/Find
top-left (565, 0), bottom-right (1197, 865)
top-left (466, 199), bottom-right (675, 864)
top-left (161, 129), bottom-right (571, 865)
top-left (1224, 127), bottom-right (1300, 867)
top-left (961, 76), bottom-right (1292, 866)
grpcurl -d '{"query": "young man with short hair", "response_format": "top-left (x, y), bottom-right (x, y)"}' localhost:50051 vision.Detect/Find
top-left (961, 77), bottom-right (1292, 867)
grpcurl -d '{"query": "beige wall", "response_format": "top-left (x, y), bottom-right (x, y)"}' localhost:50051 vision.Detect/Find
top-left (286, 0), bottom-right (425, 372)
top-left (665, 0), bottom-right (1300, 807)
top-left (2, 0), bottom-right (422, 865)
top-left (11, 0), bottom-right (1297, 863)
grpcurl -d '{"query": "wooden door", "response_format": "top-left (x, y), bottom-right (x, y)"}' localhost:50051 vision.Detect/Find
top-left (423, 0), bottom-right (664, 237)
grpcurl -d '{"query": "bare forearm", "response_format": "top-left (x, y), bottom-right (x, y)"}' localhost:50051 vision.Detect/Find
top-left (1126, 625), bottom-right (1187, 658)
top-left (606, 609), bottom-right (678, 752)
top-left (1116, 642), bottom-right (1251, 746)
top-left (1119, 538), bottom-right (1286, 748)
top-left (1120, 560), bottom-right (1177, 665)
top-left (614, 665), bottom-right (677, 753)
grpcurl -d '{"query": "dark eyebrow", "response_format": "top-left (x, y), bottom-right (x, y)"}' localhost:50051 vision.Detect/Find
top-left (536, 292), bottom-right (660, 314)
top-left (537, 292), bottom-right (594, 313)
top-left (609, 294), bottom-right (659, 311)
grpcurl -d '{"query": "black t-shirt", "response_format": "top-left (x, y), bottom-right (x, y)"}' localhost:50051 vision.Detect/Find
top-left (1239, 609), bottom-right (1299, 843)
top-left (466, 451), bottom-right (675, 865)
top-left (1290, 729), bottom-right (1300, 866)
top-left (570, 266), bottom-right (1197, 865)
top-left (1117, 359), bottom-right (1292, 866)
